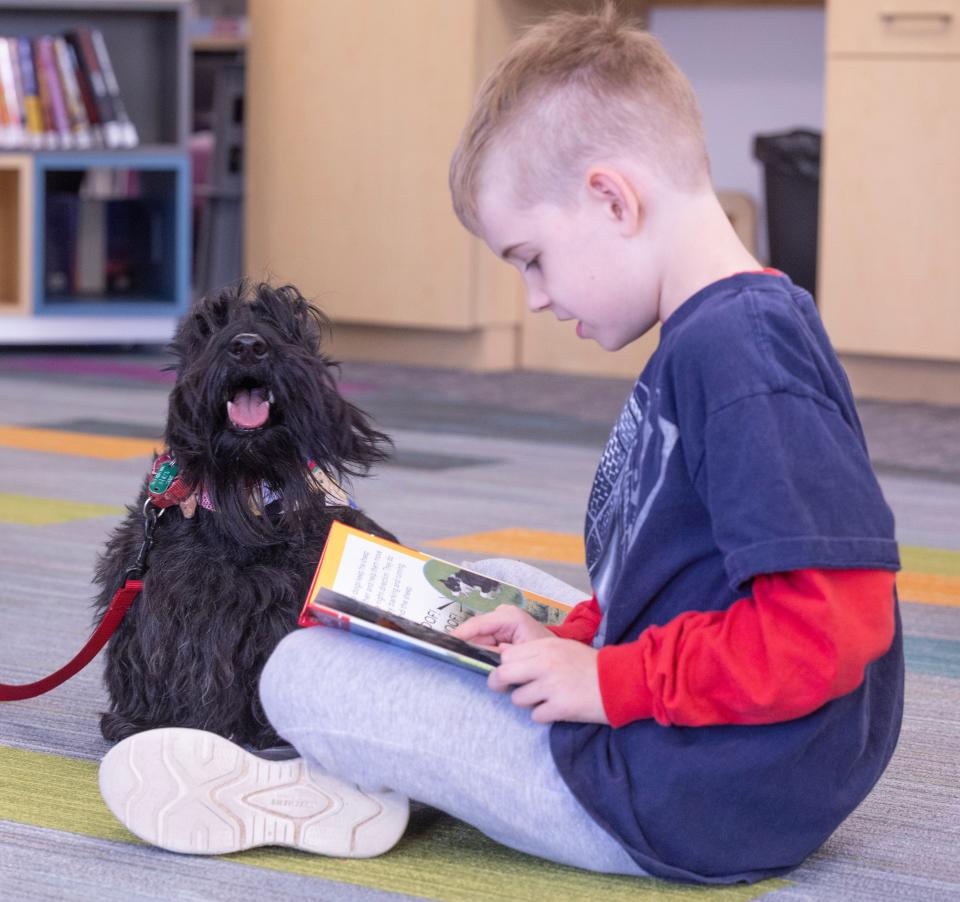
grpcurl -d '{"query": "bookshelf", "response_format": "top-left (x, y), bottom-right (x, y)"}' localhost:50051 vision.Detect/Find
top-left (0, 0), bottom-right (191, 344)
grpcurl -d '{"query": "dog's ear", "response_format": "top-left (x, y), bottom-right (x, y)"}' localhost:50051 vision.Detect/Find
top-left (299, 300), bottom-right (332, 351)
top-left (329, 394), bottom-right (393, 476)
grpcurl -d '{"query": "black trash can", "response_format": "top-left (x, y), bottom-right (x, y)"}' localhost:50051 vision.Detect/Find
top-left (753, 129), bottom-right (821, 297)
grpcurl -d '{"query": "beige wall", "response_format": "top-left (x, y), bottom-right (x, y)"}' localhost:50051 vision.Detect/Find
top-left (246, 0), bottom-right (480, 330)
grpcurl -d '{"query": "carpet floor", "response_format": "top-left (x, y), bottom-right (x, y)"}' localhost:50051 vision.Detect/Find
top-left (0, 350), bottom-right (957, 901)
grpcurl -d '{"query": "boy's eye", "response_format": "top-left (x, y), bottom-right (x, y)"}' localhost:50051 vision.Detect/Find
top-left (524, 256), bottom-right (541, 272)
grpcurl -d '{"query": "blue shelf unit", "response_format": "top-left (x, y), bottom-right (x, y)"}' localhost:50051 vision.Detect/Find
top-left (33, 151), bottom-right (191, 318)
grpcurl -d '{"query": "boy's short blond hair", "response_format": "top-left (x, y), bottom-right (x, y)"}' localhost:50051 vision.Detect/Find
top-left (450, 3), bottom-right (710, 234)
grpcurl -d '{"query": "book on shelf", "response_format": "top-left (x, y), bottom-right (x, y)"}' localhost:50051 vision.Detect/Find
top-left (75, 198), bottom-right (107, 295)
top-left (43, 168), bottom-right (162, 299)
top-left (62, 34), bottom-right (100, 146)
top-left (0, 29), bottom-right (138, 150)
top-left (44, 192), bottom-right (79, 295)
top-left (89, 28), bottom-right (138, 149)
top-left (53, 36), bottom-right (92, 149)
top-left (299, 521), bottom-right (573, 675)
top-left (36, 36), bottom-right (71, 148)
top-left (16, 38), bottom-right (45, 149)
top-left (0, 36), bottom-right (23, 148)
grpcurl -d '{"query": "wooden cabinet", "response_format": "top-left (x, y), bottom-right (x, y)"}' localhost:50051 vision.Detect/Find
top-left (0, 155), bottom-right (32, 317)
top-left (246, 0), bottom-right (506, 332)
top-left (819, 1), bottom-right (960, 363)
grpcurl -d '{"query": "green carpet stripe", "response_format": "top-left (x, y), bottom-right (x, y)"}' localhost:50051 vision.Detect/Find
top-left (0, 745), bottom-right (786, 901)
top-left (899, 545), bottom-right (960, 578)
top-left (0, 492), bottom-right (125, 526)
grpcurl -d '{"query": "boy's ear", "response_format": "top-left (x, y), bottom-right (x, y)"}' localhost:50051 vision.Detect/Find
top-left (585, 167), bottom-right (642, 236)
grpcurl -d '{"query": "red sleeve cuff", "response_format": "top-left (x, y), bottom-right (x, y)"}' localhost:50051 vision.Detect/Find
top-left (598, 641), bottom-right (656, 727)
top-left (547, 595), bottom-right (603, 644)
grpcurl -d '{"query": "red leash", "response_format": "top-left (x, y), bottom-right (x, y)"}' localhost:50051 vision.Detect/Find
top-left (0, 502), bottom-right (162, 702)
top-left (0, 580), bottom-right (143, 701)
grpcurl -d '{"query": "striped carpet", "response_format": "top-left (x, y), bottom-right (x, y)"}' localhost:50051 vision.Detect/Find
top-left (1, 352), bottom-right (958, 901)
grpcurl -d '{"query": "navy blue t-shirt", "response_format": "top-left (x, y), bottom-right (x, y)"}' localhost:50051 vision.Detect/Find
top-left (549, 272), bottom-right (903, 884)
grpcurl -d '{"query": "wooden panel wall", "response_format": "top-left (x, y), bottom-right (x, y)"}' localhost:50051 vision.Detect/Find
top-left (246, 0), bottom-right (481, 329)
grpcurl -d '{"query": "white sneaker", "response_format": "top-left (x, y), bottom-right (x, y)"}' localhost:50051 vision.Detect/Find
top-left (99, 727), bottom-right (409, 857)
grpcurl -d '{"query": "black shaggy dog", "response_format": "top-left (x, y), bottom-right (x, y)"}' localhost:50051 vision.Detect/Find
top-left (94, 282), bottom-right (396, 749)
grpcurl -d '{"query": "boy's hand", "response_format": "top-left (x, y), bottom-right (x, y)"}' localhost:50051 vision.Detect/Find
top-left (488, 638), bottom-right (609, 725)
top-left (450, 604), bottom-right (553, 649)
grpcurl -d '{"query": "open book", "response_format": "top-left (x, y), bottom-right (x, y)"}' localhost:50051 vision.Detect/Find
top-left (299, 521), bottom-right (573, 674)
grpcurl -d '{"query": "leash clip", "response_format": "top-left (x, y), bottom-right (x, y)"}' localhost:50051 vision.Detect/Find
top-left (124, 500), bottom-right (164, 582)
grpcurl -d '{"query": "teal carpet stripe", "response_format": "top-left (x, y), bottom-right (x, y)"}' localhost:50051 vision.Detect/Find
top-left (903, 635), bottom-right (960, 679)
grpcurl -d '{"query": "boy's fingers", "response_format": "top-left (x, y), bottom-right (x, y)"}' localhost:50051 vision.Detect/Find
top-left (487, 669), bottom-right (509, 692)
top-left (489, 649), bottom-right (548, 692)
top-left (510, 679), bottom-right (549, 710)
top-left (451, 614), bottom-right (499, 640)
top-left (451, 608), bottom-right (514, 639)
top-left (449, 619), bottom-right (482, 640)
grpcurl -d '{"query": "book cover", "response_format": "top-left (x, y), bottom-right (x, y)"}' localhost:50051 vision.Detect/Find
top-left (306, 588), bottom-right (504, 675)
top-left (0, 38), bottom-right (23, 148)
top-left (0, 41), bottom-right (10, 148)
top-left (299, 521), bottom-right (573, 674)
top-left (105, 199), bottom-right (156, 296)
top-left (75, 198), bottom-right (107, 295)
top-left (63, 34), bottom-right (102, 146)
top-left (7, 39), bottom-right (29, 146)
top-left (90, 28), bottom-right (138, 148)
top-left (35, 36), bottom-right (72, 148)
top-left (16, 38), bottom-right (44, 148)
top-left (53, 36), bottom-right (92, 149)
top-left (32, 38), bottom-right (55, 147)
top-left (72, 29), bottom-right (117, 147)
top-left (45, 193), bottom-right (79, 296)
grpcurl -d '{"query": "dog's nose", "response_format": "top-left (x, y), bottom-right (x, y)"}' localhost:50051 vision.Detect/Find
top-left (228, 333), bottom-right (269, 364)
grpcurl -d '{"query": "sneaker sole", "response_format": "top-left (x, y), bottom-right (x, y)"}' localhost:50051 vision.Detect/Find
top-left (99, 727), bottom-right (409, 856)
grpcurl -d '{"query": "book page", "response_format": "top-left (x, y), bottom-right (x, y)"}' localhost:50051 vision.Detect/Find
top-left (308, 522), bottom-right (571, 633)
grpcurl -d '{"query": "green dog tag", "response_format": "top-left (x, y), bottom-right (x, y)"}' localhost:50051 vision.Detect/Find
top-left (148, 458), bottom-right (178, 494)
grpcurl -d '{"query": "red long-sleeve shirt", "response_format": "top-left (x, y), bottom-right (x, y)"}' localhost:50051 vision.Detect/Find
top-left (550, 568), bottom-right (896, 728)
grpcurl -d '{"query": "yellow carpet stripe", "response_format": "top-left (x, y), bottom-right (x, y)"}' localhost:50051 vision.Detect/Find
top-left (0, 744), bottom-right (783, 901)
top-left (0, 425), bottom-right (160, 461)
top-left (426, 530), bottom-right (960, 608)
top-left (0, 492), bottom-right (125, 526)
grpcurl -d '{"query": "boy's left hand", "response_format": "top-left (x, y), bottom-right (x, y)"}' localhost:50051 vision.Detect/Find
top-left (488, 637), bottom-right (609, 725)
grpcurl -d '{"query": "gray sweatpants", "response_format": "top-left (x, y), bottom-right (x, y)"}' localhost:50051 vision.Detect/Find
top-left (258, 559), bottom-right (646, 875)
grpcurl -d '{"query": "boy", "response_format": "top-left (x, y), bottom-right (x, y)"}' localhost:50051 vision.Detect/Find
top-left (99, 6), bottom-right (902, 884)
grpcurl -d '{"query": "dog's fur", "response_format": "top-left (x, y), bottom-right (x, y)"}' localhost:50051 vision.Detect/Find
top-left (94, 283), bottom-right (395, 748)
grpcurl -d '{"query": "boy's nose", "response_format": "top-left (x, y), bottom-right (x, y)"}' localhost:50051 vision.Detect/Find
top-left (526, 287), bottom-right (551, 312)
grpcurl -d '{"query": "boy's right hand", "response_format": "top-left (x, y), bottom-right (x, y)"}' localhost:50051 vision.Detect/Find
top-left (451, 605), bottom-right (553, 650)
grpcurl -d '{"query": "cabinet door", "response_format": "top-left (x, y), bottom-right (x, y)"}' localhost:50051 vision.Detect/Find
top-left (246, 0), bottom-right (483, 329)
top-left (819, 57), bottom-right (960, 360)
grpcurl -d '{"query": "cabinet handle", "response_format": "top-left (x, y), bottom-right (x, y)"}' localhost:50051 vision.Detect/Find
top-left (879, 11), bottom-right (953, 25)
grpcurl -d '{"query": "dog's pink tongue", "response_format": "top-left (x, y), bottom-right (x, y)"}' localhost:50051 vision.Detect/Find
top-left (227, 389), bottom-right (269, 429)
